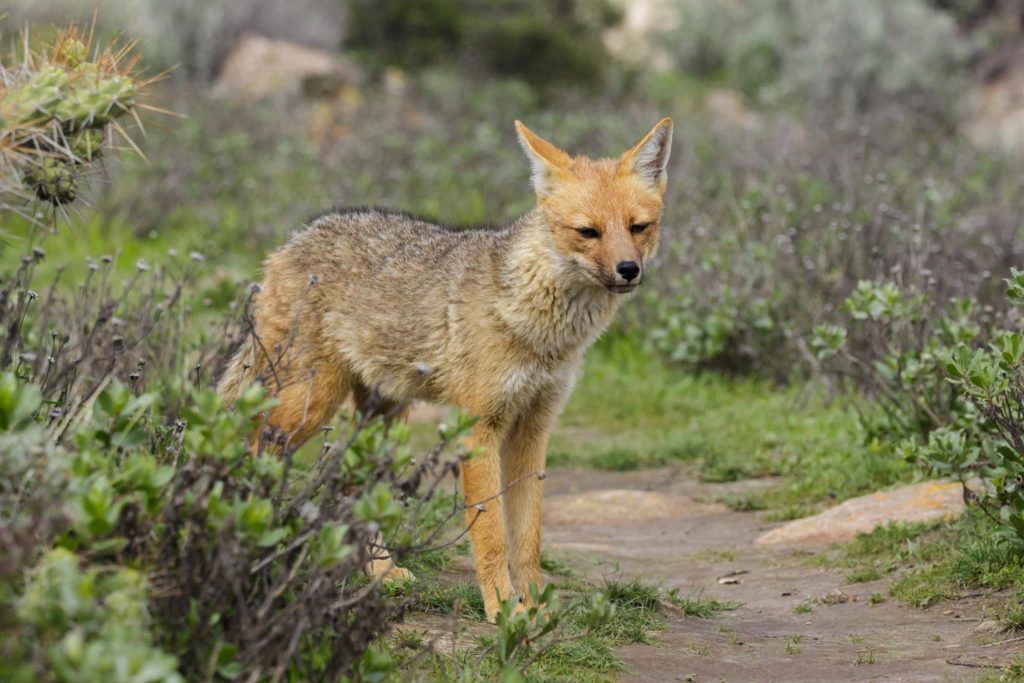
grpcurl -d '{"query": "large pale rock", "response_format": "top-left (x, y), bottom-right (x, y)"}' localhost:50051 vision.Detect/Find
top-left (705, 89), bottom-right (764, 131)
top-left (603, 0), bottom-right (679, 71)
top-left (544, 489), bottom-right (724, 527)
top-left (217, 33), bottom-right (361, 100)
top-left (756, 481), bottom-right (967, 547)
top-left (407, 402), bottom-right (445, 425)
top-left (966, 70), bottom-right (1024, 153)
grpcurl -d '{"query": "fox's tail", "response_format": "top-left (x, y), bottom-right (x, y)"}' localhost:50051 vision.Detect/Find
top-left (216, 335), bottom-right (259, 406)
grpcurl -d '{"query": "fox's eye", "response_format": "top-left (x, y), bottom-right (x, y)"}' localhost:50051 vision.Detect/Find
top-left (630, 222), bottom-right (651, 235)
top-left (577, 227), bottom-right (600, 239)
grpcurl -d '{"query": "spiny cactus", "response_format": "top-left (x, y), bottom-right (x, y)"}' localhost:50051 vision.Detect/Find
top-left (0, 24), bottom-right (163, 216)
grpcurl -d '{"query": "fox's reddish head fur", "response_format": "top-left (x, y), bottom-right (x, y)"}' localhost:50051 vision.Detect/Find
top-left (515, 118), bottom-right (673, 294)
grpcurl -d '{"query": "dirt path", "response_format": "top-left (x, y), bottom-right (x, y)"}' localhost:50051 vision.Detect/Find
top-left (539, 466), bottom-right (1024, 682)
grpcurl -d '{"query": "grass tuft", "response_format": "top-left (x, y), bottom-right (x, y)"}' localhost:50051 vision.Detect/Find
top-left (845, 566), bottom-right (885, 584)
top-left (397, 580), bottom-right (486, 620)
top-left (665, 588), bottom-right (741, 618)
top-left (540, 550), bottom-right (577, 578)
top-left (590, 578), bottom-right (663, 644)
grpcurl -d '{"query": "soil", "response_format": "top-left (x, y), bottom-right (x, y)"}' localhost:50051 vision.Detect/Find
top-left (547, 466), bottom-right (1023, 682)
top-left (408, 465), bottom-right (1024, 682)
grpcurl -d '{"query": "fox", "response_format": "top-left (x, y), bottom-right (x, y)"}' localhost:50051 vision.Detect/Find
top-left (217, 118), bottom-right (673, 622)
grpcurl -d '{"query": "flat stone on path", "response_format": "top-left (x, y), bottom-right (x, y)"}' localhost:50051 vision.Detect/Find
top-left (756, 480), bottom-right (967, 547)
top-left (544, 488), bottom-right (724, 527)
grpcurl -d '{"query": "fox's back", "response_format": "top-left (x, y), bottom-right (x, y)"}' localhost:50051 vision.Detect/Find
top-left (258, 208), bottom-right (513, 401)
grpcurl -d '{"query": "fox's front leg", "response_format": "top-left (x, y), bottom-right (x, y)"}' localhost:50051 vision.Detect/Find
top-left (502, 400), bottom-right (557, 603)
top-left (462, 418), bottom-right (515, 622)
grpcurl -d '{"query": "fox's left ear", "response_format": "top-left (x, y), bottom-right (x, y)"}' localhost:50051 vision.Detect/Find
top-left (621, 118), bottom-right (673, 194)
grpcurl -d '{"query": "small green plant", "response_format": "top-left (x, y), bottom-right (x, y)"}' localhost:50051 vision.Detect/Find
top-left (595, 578), bottom-right (663, 644)
top-left (889, 566), bottom-right (956, 608)
top-left (813, 280), bottom-right (978, 441)
top-left (665, 588), bottom-right (741, 618)
top-left (539, 550), bottom-right (576, 578)
top-left (846, 566), bottom-right (885, 584)
top-left (7, 548), bottom-right (183, 682)
top-left (1001, 596), bottom-right (1024, 633)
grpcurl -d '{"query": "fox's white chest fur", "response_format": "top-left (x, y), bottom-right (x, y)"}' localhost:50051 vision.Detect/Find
top-left (497, 227), bottom-right (622, 362)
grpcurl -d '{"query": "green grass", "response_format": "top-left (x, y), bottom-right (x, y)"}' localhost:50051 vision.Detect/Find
top-left (890, 567), bottom-right (957, 608)
top-left (844, 521), bottom-right (940, 562)
top-left (389, 578), bottom-right (487, 620)
top-left (845, 566), bottom-right (885, 584)
top-left (977, 661), bottom-right (1024, 683)
top-left (807, 511), bottom-right (1024, 611)
top-left (540, 550), bottom-right (577, 579)
top-left (763, 504), bottom-right (817, 522)
top-left (592, 578), bottom-right (663, 644)
top-left (515, 637), bottom-right (622, 682)
top-left (949, 537), bottom-right (1024, 590)
top-left (392, 574), bottom-right (738, 681)
top-left (551, 334), bottom-right (913, 511)
top-left (665, 588), bottom-right (741, 618)
top-left (885, 514), bottom-right (1024, 608)
top-left (1001, 595), bottom-right (1024, 633)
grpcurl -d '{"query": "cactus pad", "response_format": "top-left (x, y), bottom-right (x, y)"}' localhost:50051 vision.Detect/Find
top-left (0, 24), bottom-right (161, 214)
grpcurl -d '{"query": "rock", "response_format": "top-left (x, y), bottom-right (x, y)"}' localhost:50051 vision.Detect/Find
top-left (755, 481), bottom-right (968, 547)
top-left (544, 489), bottom-right (725, 527)
top-left (975, 619), bottom-right (1001, 634)
top-left (966, 69), bottom-right (1024, 153)
top-left (407, 402), bottom-right (445, 425)
top-left (393, 614), bottom-right (490, 655)
top-left (216, 32), bottom-right (362, 100)
top-left (705, 89), bottom-right (764, 131)
top-left (603, 0), bottom-right (678, 71)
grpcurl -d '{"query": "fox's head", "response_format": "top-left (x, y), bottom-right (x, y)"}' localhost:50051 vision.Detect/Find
top-left (515, 118), bottom-right (673, 294)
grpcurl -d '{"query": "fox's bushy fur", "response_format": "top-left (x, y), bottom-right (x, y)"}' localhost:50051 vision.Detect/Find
top-left (218, 119), bottom-right (673, 620)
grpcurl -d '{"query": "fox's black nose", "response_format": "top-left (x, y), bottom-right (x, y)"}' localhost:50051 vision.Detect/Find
top-left (616, 261), bottom-right (640, 282)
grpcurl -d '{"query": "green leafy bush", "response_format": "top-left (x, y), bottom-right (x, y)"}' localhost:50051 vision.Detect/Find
top-left (664, 0), bottom-right (967, 125)
top-left (7, 548), bottom-right (183, 683)
top-left (812, 280), bottom-right (980, 440)
top-left (0, 224), bottom-right (617, 680)
top-left (344, 0), bottom-right (463, 71)
top-left (915, 270), bottom-right (1024, 548)
top-left (817, 271), bottom-right (1024, 550)
top-left (344, 0), bottom-right (622, 92)
top-left (0, 229), bottom-right (469, 680)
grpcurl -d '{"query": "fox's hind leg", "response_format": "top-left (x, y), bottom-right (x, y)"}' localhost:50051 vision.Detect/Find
top-left (351, 382), bottom-right (417, 584)
top-left (258, 358), bottom-right (352, 452)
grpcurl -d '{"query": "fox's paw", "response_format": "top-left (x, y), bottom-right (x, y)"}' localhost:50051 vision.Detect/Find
top-left (366, 556), bottom-right (416, 583)
top-left (382, 565), bottom-right (416, 584)
top-left (485, 597), bottom-right (528, 624)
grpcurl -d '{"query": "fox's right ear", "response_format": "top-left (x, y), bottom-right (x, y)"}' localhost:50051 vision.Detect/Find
top-left (515, 121), bottom-right (572, 197)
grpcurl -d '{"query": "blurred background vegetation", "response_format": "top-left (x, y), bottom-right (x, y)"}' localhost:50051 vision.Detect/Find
top-left (5, 0), bottom-right (1024, 680)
